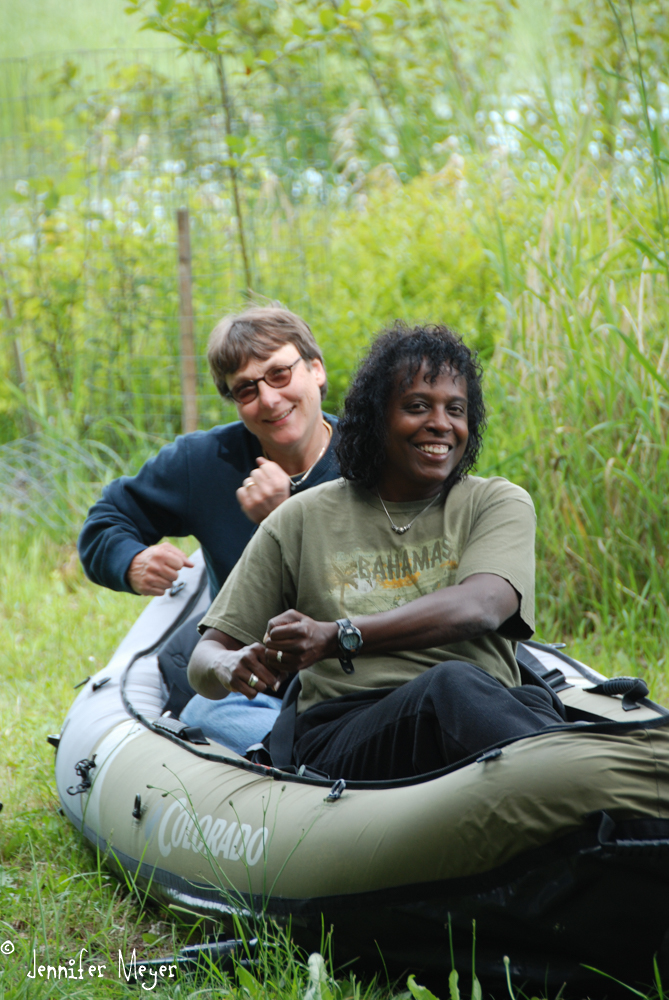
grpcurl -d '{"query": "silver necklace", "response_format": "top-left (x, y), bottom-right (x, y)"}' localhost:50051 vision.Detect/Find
top-left (289, 420), bottom-right (332, 491)
top-left (376, 489), bottom-right (442, 535)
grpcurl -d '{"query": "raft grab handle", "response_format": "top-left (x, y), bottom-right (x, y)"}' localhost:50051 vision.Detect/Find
top-left (128, 937), bottom-right (258, 978)
top-left (593, 811), bottom-right (669, 857)
top-left (587, 677), bottom-right (650, 711)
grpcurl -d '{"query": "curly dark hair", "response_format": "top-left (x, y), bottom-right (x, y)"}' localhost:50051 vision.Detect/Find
top-left (335, 322), bottom-right (486, 489)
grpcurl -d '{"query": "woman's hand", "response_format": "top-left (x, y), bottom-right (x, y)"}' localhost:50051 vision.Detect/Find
top-left (127, 542), bottom-right (194, 595)
top-left (263, 610), bottom-right (338, 673)
top-left (188, 628), bottom-right (286, 701)
top-left (213, 642), bottom-right (287, 700)
top-left (188, 612), bottom-right (340, 704)
top-left (236, 457), bottom-right (292, 525)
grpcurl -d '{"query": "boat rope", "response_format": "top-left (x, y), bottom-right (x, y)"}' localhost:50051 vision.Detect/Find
top-left (113, 565), bottom-right (669, 792)
top-left (120, 640), bottom-right (669, 792)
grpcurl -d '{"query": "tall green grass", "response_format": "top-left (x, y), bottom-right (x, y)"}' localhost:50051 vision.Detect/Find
top-left (2, 142), bottom-right (668, 666)
top-left (486, 178), bottom-right (669, 686)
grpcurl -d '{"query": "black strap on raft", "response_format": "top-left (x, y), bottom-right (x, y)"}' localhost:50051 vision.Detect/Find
top-left (588, 676), bottom-right (650, 711)
top-left (267, 675), bottom-right (302, 770)
top-left (255, 677), bottom-right (330, 779)
top-left (514, 645), bottom-right (568, 719)
top-left (157, 612), bottom-right (201, 717)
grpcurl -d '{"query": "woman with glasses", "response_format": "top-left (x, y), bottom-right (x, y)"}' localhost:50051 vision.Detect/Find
top-left (78, 305), bottom-right (340, 754)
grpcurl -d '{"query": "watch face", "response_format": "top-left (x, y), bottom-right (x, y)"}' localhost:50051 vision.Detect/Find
top-left (341, 631), bottom-right (361, 651)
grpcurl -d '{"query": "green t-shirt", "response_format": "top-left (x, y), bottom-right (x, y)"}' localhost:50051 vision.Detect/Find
top-left (200, 476), bottom-right (536, 713)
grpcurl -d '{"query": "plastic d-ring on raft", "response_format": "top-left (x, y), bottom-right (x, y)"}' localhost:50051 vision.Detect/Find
top-left (53, 551), bottom-right (669, 996)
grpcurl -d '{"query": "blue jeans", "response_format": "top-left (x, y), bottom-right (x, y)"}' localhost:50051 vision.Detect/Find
top-left (180, 692), bottom-right (281, 756)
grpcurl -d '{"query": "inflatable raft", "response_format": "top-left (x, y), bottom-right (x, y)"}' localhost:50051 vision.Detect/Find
top-left (54, 552), bottom-right (669, 993)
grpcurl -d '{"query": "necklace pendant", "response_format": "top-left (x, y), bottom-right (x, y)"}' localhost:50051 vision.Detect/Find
top-left (377, 487), bottom-right (442, 537)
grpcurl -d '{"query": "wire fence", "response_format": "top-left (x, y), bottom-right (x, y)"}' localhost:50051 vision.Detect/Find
top-left (5, 40), bottom-right (663, 446)
top-left (0, 48), bottom-right (349, 442)
top-left (0, 432), bottom-right (129, 531)
top-left (0, 48), bottom-right (333, 187)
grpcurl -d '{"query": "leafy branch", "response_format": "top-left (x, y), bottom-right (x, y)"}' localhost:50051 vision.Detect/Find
top-left (126, 0), bottom-right (254, 291)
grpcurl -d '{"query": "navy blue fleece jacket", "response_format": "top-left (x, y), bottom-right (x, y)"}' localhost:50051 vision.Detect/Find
top-left (78, 417), bottom-right (340, 600)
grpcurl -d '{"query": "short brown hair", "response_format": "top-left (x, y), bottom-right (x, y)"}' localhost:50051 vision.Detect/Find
top-left (207, 305), bottom-right (326, 399)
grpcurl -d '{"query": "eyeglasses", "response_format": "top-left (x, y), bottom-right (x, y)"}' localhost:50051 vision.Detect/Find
top-left (227, 357), bottom-right (304, 405)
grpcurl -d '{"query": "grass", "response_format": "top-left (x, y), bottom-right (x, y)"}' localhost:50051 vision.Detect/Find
top-left (0, 528), bottom-right (154, 996)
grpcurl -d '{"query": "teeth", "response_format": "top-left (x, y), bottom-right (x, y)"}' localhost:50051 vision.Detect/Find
top-left (269, 408), bottom-right (293, 422)
top-left (417, 444), bottom-right (451, 454)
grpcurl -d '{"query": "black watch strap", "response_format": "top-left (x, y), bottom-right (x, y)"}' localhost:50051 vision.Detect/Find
top-left (335, 618), bottom-right (363, 675)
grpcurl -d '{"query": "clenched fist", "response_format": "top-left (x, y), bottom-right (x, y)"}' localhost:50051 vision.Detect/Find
top-left (236, 457), bottom-right (292, 524)
top-left (127, 541), bottom-right (194, 596)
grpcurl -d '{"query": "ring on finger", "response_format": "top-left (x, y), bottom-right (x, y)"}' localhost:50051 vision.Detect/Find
top-left (276, 650), bottom-right (283, 664)
top-left (244, 478), bottom-right (255, 489)
top-left (248, 672), bottom-right (259, 689)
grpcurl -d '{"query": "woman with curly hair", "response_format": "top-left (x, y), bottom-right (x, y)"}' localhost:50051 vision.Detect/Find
top-left (188, 322), bottom-right (564, 779)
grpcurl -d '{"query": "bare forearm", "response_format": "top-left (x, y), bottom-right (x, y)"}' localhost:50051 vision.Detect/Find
top-left (351, 576), bottom-right (515, 654)
top-left (265, 575), bottom-right (521, 668)
top-left (187, 634), bottom-right (243, 699)
top-left (351, 587), bottom-right (501, 653)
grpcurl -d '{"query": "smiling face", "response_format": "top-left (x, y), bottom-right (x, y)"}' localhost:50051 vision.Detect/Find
top-left (226, 343), bottom-right (326, 460)
top-left (376, 362), bottom-right (469, 502)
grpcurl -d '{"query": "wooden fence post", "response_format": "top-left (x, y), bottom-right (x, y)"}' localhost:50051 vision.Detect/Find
top-left (177, 208), bottom-right (198, 434)
top-left (1, 266), bottom-right (37, 435)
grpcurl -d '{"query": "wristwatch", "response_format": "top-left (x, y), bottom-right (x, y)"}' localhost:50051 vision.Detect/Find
top-left (335, 618), bottom-right (363, 674)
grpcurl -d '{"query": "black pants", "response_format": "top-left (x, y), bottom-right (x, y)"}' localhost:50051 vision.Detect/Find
top-left (292, 661), bottom-right (565, 781)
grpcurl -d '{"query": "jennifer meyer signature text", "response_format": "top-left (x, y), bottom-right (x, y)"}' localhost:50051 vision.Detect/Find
top-left (25, 947), bottom-right (178, 989)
